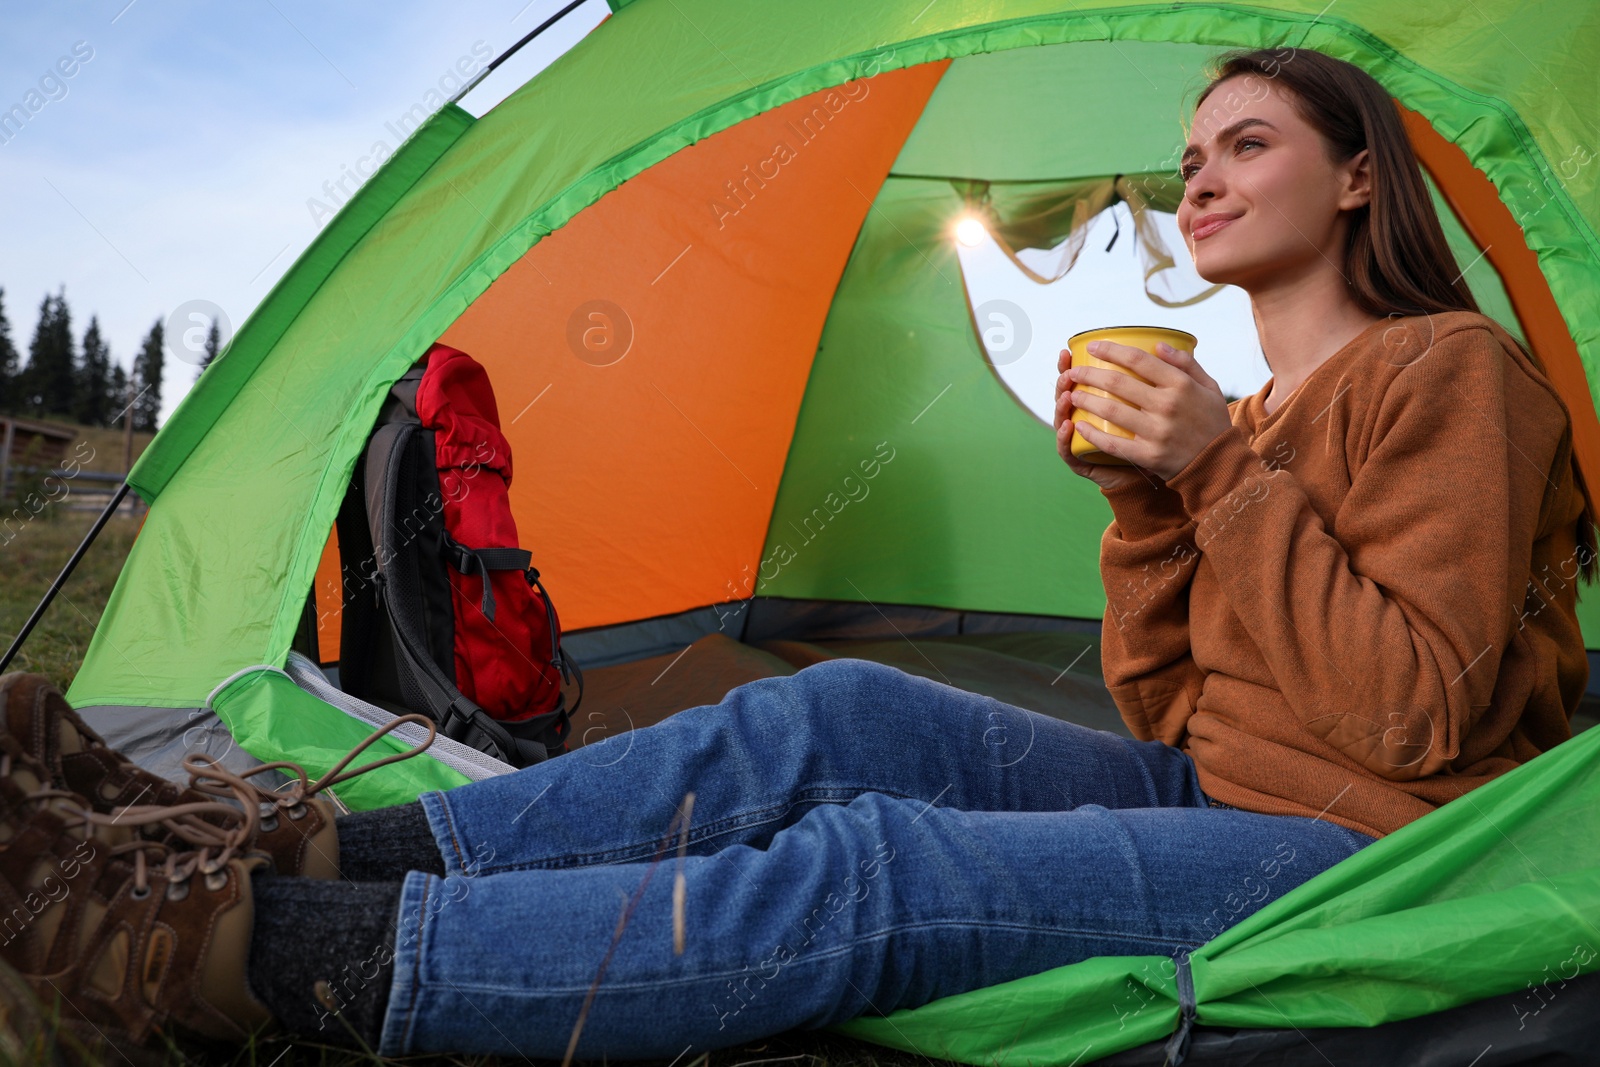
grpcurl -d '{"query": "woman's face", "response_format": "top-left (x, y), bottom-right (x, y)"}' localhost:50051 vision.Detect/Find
top-left (1175, 74), bottom-right (1370, 291)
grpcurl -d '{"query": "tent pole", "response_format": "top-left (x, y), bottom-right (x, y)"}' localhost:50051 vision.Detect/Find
top-left (449, 0), bottom-right (590, 105)
top-left (0, 481), bottom-right (131, 675)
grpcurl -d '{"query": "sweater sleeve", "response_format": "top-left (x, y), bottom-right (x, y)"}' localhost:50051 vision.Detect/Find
top-left (1163, 326), bottom-right (1539, 781)
top-left (1097, 478), bottom-right (1206, 746)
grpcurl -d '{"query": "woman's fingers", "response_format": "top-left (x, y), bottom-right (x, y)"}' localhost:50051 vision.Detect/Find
top-left (1063, 365), bottom-right (1161, 416)
top-left (1054, 383), bottom-right (1086, 427)
top-left (1061, 384), bottom-right (1150, 438)
top-left (1054, 374), bottom-right (1073, 428)
top-left (1055, 412), bottom-right (1082, 465)
top-left (1157, 342), bottom-right (1222, 393)
top-left (1070, 418), bottom-right (1112, 455)
top-left (1092, 340), bottom-right (1178, 384)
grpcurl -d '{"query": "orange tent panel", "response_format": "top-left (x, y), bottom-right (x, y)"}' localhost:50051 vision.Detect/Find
top-left (440, 62), bottom-right (949, 630)
top-left (313, 525), bottom-right (342, 663)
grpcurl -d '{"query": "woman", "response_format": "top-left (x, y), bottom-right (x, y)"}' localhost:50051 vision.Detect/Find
top-left (4, 45), bottom-right (1592, 1061)
top-left (1058, 45), bottom-right (1594, 833)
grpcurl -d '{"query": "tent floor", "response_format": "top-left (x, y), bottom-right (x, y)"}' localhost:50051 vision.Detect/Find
top-left (569, 628), bottom-right (1125, 744)
top-left (1095, 968), bottom-right (1600, 1065)
top-left (732, 968), bottom-right (1600, 1067)
top-left (560, 597), bottom-right (1600, 737)
top-left (719, 967), bottom-right (1599, 1067)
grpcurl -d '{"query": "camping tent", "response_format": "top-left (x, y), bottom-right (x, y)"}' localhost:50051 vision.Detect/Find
top-left (59, 0), bottom-right (1600, 1061)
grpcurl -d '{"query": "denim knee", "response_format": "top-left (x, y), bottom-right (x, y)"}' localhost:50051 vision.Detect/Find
top-left (782, 658), bottom-right (936, 733)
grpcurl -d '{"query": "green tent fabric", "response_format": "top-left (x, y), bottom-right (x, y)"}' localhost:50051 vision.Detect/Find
top-left (55, 0), bottom-right (1600, 1061)
top-left (889, 41), bottom-right (1213, 181)
top-left (69, 0), bottom-right (1600, 718)
top-left (216, 671), bottom-right (472, 809)
top-left (759, 174), bottom-right (1114, 616)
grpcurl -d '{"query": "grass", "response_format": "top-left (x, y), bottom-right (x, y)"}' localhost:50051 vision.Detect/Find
top-left (69, 421), bottom-right (156, 474)
top-left (17, 1000), bottom-right (952, 1067)
top-left (0, 982), bottom-right (956, 1067)
top-left (0, 509), bottom-right (958, 1067)
top-left (0, 506), bottom-right (141, 689)
top-left (214, 1026), bottom-right (949, 1067)
top-left (0, 413), bottom-right (151, 691)
top-left (5, 413), bottom-right (156, 476)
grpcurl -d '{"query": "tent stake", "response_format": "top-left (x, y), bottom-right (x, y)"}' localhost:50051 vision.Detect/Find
top-left (0, 482), bottom-right (131, 675)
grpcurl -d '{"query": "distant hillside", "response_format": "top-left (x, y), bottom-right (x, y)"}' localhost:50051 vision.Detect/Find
top-left (9, 417), bottom-right (155, 475)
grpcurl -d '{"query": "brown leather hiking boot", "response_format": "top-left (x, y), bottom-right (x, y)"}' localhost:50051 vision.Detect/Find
top-left (0, 673), bottom-right (435, 881)
top-left (0, 732), bottom-right (276, 1047)
top-left (0, 671), bottom-right (196, 814)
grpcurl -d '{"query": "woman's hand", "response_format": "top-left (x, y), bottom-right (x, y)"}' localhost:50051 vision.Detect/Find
top-left (1054, 340), bottom-right (1234, 483)
top-left (1053, 347), bottom-right (1151, 492)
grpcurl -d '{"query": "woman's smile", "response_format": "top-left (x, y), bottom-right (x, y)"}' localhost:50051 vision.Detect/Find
top-left (1191, 211), bottom-right (1243, 240)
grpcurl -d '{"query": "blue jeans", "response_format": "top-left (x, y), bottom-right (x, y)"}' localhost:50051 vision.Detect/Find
top-left (379, 659), bottom-right (1375, 1058)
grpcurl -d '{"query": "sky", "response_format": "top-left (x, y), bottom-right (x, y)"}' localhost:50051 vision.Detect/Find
top-left (0, 0), bottom-right (610, 427)
top-left (1, 0), bottom-right (1270, 435)
top-left (958, 201), bottom-right (1271, 425)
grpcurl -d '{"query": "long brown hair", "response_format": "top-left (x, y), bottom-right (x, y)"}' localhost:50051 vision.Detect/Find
top-left (1192, 46), bottom-right (1599, 586)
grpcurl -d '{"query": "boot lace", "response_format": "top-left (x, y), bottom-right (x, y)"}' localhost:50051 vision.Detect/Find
top-left (182, 713), bottom-right (437, 829)
top-left (4, 747), bottom-right (264, 901)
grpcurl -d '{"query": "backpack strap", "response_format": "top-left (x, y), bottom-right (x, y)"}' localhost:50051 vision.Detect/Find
top-left (440, 539), bottom-right (584, 724)
top-left (442, 534), bottom-right (532, 622)
top-left (374, 592), bottom-right (557, 766)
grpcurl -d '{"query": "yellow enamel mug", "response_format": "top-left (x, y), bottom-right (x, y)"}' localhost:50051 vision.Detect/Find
top-left (1065, 326), bottom-right (1197, 466)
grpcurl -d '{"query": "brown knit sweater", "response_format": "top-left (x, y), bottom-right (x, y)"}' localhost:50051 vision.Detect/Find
top-left (1097, 310), bottom-right (1593, 838)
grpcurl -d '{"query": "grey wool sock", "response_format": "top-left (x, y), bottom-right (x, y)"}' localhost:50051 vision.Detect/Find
top-left (333, 800), bottom-right (448, 880)
top-left (246, 870), bottom-right (403, 1050)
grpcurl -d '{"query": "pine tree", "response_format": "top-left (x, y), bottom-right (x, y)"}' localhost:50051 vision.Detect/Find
top-left (76, 316), bottom-right (113, 427)
top-left (10, 297), bottom-right (42, 413)
top-left (131, 319), bottom-right (164, 433)
top-left (25, 290), bottom-right (77, 419)
top-left (109, 364), bottom-right (129, 425)
top-left (0, 289), bottom-right (20, 414)
top-left (197, 320), bottom-right (222, 375)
